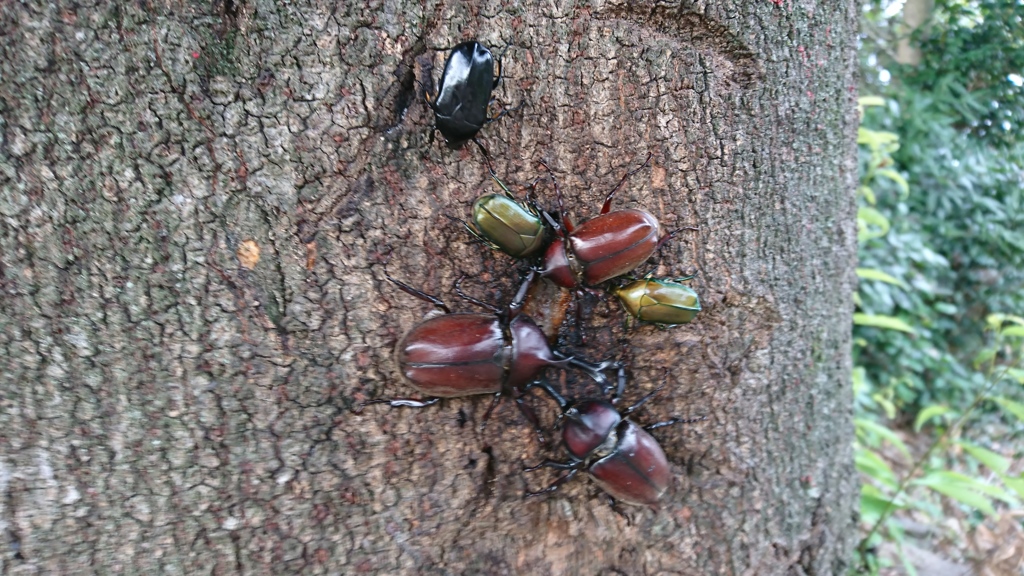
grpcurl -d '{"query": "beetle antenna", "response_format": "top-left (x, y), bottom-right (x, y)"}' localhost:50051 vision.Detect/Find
top-left (381, 249), bottom-right (452, 313)
top-left (601, 152), bottom-right (653, 215)
top-left (472, 138), bottom-right (497, 177)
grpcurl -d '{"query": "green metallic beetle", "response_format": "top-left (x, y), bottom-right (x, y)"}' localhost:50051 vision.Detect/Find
top-left (613, 275), bottom-right (701, 326)
top-left (466, 172), bottom-right (550, 258)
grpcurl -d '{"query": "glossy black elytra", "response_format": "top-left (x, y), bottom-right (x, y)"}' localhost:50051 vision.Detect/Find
top-left (427, 40), bottom-right (510, 149)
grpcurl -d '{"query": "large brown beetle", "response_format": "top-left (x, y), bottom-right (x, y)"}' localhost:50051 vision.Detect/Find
top-left (538, 154), bottom-right (693, 289)
top-left (363, 261), bottom-right (622, 429)
top-left (524, 381), bottom-right (703, 508)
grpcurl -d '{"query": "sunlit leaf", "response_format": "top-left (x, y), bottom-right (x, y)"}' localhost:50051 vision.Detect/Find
top-left (1000, 326), bottom-right (1024, 337)
top-left (913, 405), bottom-right (952, 432)
top-left (854, 313), bottom-right (917, 334)
top-left (857, 206), bottom-right (891, 242)
top-left (957, 441), bottom-right (1010, 474)
top-left (877, 168), bottom-right (910, 198)
top-left (855, 447), bottom-right (899, 489)
top-left (993, 397), bottom-right (1024, 422)
top-left (859, 185), bottom-right (877, 205)
top-left (857, 268), bottom-right (908, 288)
top-left (998, 474), bottom-right (1024, 500)
top-left (856, 418), bottom-right (911, 460)
top-left (913, 472), bottom-right (996, 515)
top-left (858, 96), bottom-right (887, 109)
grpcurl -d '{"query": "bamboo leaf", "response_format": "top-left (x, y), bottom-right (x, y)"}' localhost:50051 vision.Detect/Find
top-left (854, 313), bottom-right (917, 334)
top-left (957, 441), bottom-right (1010, 474)
top-left (856, 419), bottom-right (911, 460)
top-left (914, 473), bottom-right (996, 515)
top-left (857, 268), bottom-right (908, 288)
top-left (993, 397), bottom-right (1024, 422)
top-left (856, 447), bottom-right (899, 489)
top-left (913, 405), bottom-right (952, 432)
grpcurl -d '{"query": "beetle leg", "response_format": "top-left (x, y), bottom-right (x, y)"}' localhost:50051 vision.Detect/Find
top-left (620, 384), bottom-right (667, 418)
top-left (601, 152), bottom-right (653, 214)
top-left (506, 269), bottom-right (539, 320)
top-left (479, 391), bottom-right (504, 429)
top-left (644, 415), bottom-right (707, 432)
top-left (382, 252), bottom-right (451, 313)
top-left (470, 137), bottom-right (496, 177)
top-left (525, 380), bottom-right (569, 411)
top-left (557, 353), bottom-right (622, 391)
top-left (357, 397), bottom-right (441, 411)
top-left (512, 393), bottom-right (546, 445)
top-left (524, 467), bottom-right (581, 498)
top-left (453, 275), bottom-right (502, 313)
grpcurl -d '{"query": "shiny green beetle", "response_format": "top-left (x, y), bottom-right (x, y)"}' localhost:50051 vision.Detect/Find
top-left (467, 173), bottom-right (550, 258)
top-left (613, 276), bottom-right (701, 325)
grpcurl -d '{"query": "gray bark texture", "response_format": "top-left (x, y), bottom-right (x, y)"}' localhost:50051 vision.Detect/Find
top-left (0, 0), bottom-right (860, 574)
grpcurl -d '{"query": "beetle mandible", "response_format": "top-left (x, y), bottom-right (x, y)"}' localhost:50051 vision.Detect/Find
top-left (524, 381), bottom-right (704, 508)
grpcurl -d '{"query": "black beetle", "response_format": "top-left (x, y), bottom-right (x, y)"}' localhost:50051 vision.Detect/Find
top-left (362, 258), bottom-right (623, 430)
top-left (427, 40), bottom-right (511, 149)
top-left (524, 381), bottom-right (704, 508)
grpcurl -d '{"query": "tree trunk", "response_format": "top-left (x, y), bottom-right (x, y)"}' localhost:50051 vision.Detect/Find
top-left (0, 1), bottom-right (859, 574)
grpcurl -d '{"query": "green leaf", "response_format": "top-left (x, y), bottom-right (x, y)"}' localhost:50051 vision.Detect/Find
top-left (957, 441), bottom-right (1010, 474)
top-left (859, 184), bottom-right (877, 205)
top-left (857, 268), bottom-right (908, 288)
top-left (856, 447), bottom-right (899, 489)
top-left (993, 397), bottom-right (1024, 422)
top-left (973, 347), bottom-right (997, 368)
top-left (856, 419), bottom-right (911, 460)
top-left (857, 206), bottom-right (891, 242)
top-left (1000, 326), bottom-right (1024, 337)
top-left (998, 474), bottom-right (1024, 500)
top-left (913, 405), bottom-right (952, 432)
top-left (858, 96), bottom-right (887, 109)
top-left (876, 168), bottom-right (910, 197)
top-left (854, 313), bottom-right (917, 334)
top-left (1006, 368), bottom-right (1024, 384)
top-left (913, 473), bottom-right (996, 515)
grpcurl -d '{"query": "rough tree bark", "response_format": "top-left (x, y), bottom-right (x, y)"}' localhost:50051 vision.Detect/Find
top-left (0, 0), bottom-right (859, 574)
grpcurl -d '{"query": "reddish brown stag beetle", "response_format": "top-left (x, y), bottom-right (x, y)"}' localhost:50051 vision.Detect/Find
top-left (524, 380), bottom-right (704, 508)
top-left (361, 256), bottom-right (623, 432)
top-left (537, 153), bottom-right (695, 289)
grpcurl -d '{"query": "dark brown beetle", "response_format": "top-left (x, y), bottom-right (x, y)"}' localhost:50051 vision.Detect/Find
top-left (364, 261), bottom-right (622, 427)
top-left (538, 154), bottom-right (692, 289)
top-left (524, 381), bottom-right (703, 508)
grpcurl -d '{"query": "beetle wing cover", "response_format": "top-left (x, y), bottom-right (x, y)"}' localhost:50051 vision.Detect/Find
top-left (473, 195), bottom-right (546, 257)
top-left (396, 314), bottom-right (504, 396)
top-left (642, 281), bottom-right (701, 324)
top-left (570, 210), bottom-right (660, 285)
top-left (433, 42), bottom-right (494, 143)
top-left (588, 421), bottom-right (671, 507)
